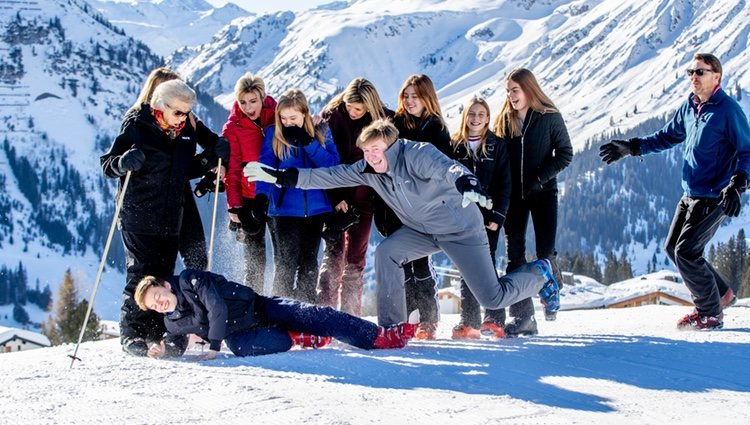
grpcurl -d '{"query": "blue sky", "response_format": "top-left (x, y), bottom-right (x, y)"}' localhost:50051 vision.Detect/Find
top-left (207, 0), bottom-right (332, 13)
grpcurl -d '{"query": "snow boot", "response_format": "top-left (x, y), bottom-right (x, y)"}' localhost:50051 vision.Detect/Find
top-left (535, 259), bottom-right (560, 316)
top-left (504, 316), bottom-right (539, 337)
top-left (676, 312), bottom-right (724, 330)
top-left (414, 322), bottom-right (437, 340)
top-left (451, 324), bottom-right (480, 340)
top-left (288, 331), bottom-right (332, 349)
top-left (479, 318), bottom-right (506, 339)
top-left (373, 310), bottom-right (419, 349)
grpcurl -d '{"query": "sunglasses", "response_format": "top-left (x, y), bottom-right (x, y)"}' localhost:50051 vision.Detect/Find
top-left (166, 104), bottom-right (191, 117)
top-left (686, 68), bottom-right (714, 77)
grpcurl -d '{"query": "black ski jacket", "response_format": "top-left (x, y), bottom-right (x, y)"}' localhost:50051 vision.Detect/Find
top-left (101, 104), bottom-right (227, 235)
top-left (450, 130), bottom-right (511, 223)
top-left (504, 110), bottom-right (573, 198)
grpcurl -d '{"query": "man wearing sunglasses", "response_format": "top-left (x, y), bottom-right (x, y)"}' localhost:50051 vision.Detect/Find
top-left (599, 53), bottom-right (750, 330)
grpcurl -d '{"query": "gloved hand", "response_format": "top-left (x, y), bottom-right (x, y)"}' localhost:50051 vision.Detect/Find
top-left (281, 125), bottom-right (313, 147)
top-left (482, 209), bottom-right (506, 229)
top-left (251, 194), bottom-right (269, 224)
top-left (118, 148), bottom-right (145, 173)
top-left (599, 139), bottom-right (640, 164)
top-left (455, 175), bottom-right (493, 209)
top-left (244, 162), bottom-right (299, 187)
top-left (720, 173), bottom-right (748, 217)
top-left (524, 176), bottom-right (543, 197)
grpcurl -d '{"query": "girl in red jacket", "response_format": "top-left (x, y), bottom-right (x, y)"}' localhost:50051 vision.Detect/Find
top-left (222, 73), bottom-right (277, 292)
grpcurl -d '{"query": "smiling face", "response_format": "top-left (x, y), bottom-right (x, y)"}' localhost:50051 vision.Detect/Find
top-left (279, 106), bottom-right (305, 128)
top-left (345, 102), bottom-right (367, 120)
top-left (689, 58), bottom-right (721, 102)
top-left (362, 138), bottom-right (389, 173)
top-left (143, 282), bottom-right (177, 313)
top-left (506, 80), bottom-right (528, 116)
top-left (238, 90), bottom-right (262, 120)
top-left (402, 85), bottom-right (425, 117)
top-left (466, 103), bottom-right (490, 136)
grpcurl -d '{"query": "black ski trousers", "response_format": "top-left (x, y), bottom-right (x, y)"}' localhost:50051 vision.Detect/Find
top-left (503, 189), bottom-right (559, 320)
top-left (665, 196), bottom-right (728, 317)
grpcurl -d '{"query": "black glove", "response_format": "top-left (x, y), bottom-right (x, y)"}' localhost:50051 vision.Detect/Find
top-left (228, 206), bottom-right (263, 236)
top-left (599, 139), bottom-right (641, 164)
top-left (524, 176), bottom-right (543, 198)
top-left (455, 175), bottom-right (493, 209)
top-left (118, 148), bottom-right (145, 173)
top-left (324, 207), bottom-right (360, 233)
top-left (281, 125), bottom-right (313, 147)
top-left (482, 209), bottom-right (506, 229)
top-left (720, 173), bottom-right (748, 217)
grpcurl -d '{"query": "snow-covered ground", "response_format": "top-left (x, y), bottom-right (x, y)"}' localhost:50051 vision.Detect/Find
top-left (3, 304), bottom-right (749, 424)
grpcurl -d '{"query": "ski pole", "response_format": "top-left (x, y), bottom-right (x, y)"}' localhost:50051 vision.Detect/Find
top-left (206, 158), bottom-right (222, 271)
top-left (69, 171), bottom-right (132, 368)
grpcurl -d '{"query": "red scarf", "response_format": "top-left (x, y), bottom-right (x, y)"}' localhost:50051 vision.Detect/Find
top-left (153, 109), bottom-right (186, 140)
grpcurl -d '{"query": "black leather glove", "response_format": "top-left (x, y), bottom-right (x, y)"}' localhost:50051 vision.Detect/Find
top-left (281, 125), bottom-right (313, 147)
top-left (228, 206), bottom-right (263, 236)
top-left (524, 176), bottom-right (543, 198)
top-left (251, 194), bottom-right (269, 223)
top-left (599, 139), bottom-right (641, 164)
top-left (455, 175), bottom-right (493, 209)
top-left (720, 173), bottom-right (748, 217)
top-left (118, 148), bottom-right (145, 173)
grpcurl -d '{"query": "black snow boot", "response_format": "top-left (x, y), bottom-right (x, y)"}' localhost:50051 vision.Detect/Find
top-left (504, 316), bottom-right (538, 337)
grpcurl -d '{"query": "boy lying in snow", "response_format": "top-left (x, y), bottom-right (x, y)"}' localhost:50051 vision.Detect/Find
top-left (134, 269), bottom-right (418, 360)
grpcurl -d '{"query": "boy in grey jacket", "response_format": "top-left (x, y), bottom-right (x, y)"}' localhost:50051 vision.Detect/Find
top-left (245, 119), bottom-right (559, 326)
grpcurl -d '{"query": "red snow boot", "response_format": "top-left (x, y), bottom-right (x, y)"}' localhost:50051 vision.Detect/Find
top-left (373, 322), bottom-right (418, 349)
top-left (676, 312), bottom-right (724, 330)
top-left (288, 331), bottom-right (332, 349)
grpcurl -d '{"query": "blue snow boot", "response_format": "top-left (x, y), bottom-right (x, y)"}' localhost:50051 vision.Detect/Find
top-left (535, 259), bottom-right (560, 316)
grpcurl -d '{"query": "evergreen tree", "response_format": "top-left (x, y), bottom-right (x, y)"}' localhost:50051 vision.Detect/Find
top-left (13, 303), bottom-right (29, 325)
top-left (42, 269), bottom-right (101, 344)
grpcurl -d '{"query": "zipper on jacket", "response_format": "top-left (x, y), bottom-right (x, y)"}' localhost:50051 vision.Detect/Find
top-left (397, 181), bottom-right (414, 209)
top-left (520, 110), bottom-right (534, 199)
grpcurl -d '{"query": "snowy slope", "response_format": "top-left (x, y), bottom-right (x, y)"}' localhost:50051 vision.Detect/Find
top-left (90, 0), bottom-right (251, 56)
top-left (2, 306), bottom-right (749, 424)
top-left (170, 0), bottom-right (750, 146)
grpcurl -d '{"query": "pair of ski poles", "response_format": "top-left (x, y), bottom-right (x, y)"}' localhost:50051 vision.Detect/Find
top-left (68, 159), bottom-right (223, 368)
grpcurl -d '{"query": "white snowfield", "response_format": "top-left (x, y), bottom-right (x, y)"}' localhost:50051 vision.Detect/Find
top-left (2, 304), bottom-right (749, 424)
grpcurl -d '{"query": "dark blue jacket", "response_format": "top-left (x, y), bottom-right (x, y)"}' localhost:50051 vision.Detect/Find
top-left (163, 269), bottom-right (258, 351)
top-left (639, 87), bottom-right (750, 198)
top-left (256, 124), bottom-right (339, 217)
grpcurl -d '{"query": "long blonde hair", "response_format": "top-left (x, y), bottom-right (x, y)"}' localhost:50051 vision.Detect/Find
top-left (493, 68), bottom-right (557, 138)
top-left (324, 78), bottom-right (388, 121)
top-left (130, 67), bottom-right (180, 112)
top-left (272, 89), bottom-right (324, 159)
top-left (395, 74), bottom-right (445, 130)
top-left (451, 96), bottom-right (491, 157)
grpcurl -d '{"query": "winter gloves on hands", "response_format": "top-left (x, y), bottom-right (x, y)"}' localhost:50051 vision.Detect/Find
top-left (243, 162), bottom-right (299, 187)
top-left (599, 139), bottom-right (641, 164)
top-left (720, 173), bottom-right (748, 217)
top-left (281, 125), bottom-right (314, 147)
top-left (456, 175), bottom-right (493, 210)
top-left (116, 148), bottom-right (145, 174)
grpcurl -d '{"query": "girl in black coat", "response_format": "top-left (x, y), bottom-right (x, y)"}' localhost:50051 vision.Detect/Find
top-left (492, 68), bottom-right (573, 336)
top-left (385, 74), bottom-right (451, 340)
top-left (449, 96), bottom-right (512, 339)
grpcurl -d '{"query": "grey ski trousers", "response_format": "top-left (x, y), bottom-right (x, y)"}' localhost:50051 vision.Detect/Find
top-left (374, 226), bottom-right (546, 326)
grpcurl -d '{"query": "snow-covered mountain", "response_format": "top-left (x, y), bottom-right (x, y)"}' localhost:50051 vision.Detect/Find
top-left (89, 0), bottom-right (251, 56)
top-left (170, 0), bottom-right (750, 146)
top-left (0, 0), bottom-right (232, 323)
